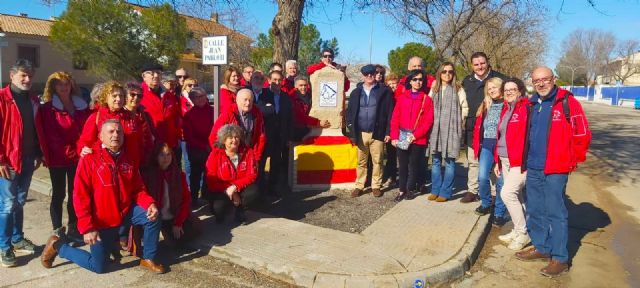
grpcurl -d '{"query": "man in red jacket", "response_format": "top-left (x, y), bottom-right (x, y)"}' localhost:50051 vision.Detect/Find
top-left (515, 67), bottom-right (591, 277)
top-left (41, 120), bottom-right (164, 274)
top-left (306, 48), bottom-right (350, 91)
top-left (0, 60), bottom-right (41, 267)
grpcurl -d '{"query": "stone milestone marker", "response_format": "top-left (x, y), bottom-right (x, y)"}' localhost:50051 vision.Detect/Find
top-left (308, 66), bottom-right (346, 136)
top-left (291, 66), bottom-right (356, 191)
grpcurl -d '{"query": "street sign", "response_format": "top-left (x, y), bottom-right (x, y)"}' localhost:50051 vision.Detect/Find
top-left (202, 36), bottom-right (228, 65)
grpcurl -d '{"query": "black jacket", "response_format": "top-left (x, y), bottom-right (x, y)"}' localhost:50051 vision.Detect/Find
top-left (346, 83), bottom-right (394, 142)
top-left (257, 88), bottom-right (293, 150)
top-left (461, 69), bottom-right (507, 144)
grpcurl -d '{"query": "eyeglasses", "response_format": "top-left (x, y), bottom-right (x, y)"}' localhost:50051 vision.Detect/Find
top-left (376, 71), bottom-right (384, 75)
top-left (441, 70), bottom-right (454, 75)
top-left (322, 54), bottom-right (334, 59)
top-left (411, 77), bottom-right (424, 82)
top-left (364, 72), bottom-right (375, 77)
top-left (176, 75), bottom-right (188, 79)
top-left (532, 77), bottom-right (554, 85)
top-left (504, 88), bottom-right (519, 93)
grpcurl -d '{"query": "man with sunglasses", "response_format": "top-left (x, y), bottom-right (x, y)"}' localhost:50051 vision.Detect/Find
top-left (346, 64), bottom-right (394, 198)
top-left (306, 48), bottom-right (350, 92)
top-left (460, 52), bottom-right (507, 204)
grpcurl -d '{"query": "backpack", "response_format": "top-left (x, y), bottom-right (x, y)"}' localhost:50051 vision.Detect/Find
top-left (562, 95), bottom-right (570, 124)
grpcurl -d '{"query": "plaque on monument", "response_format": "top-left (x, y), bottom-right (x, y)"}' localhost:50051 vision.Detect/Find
top-left (309, 66), bottom-right (345, 131)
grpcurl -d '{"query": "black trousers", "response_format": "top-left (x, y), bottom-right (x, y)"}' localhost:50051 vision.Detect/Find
top-left (209, 184), bottom-right (260, 220)
top-left (187, 147), bottom-right (209, 201)
top-left (397, 144), bottom-right (426, 193)
top-left (49, 166), bottom-right (78, 231)
top-left (268, 144), bottom-right (290, 195)
top-left (382, 142), bottom-right (398, 181)
top-left (160, 217), bottom-right (198, 247)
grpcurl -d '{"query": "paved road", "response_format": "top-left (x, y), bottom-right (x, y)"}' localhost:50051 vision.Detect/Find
top-left (452, 102), bottom-right (640, 288)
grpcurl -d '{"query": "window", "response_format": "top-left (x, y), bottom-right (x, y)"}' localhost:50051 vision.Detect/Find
top-left (17, 45), bottom-right (40, 68)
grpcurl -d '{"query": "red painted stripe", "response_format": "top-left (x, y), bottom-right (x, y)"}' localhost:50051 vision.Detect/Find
top-left (301, 136), bottom-right (353, 145)
top-left (297, 169), bottom-right (356, 184)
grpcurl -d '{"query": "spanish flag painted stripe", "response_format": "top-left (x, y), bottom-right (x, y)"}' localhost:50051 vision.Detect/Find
top-left (295, 144), bottom-right (357, 171)
top-left (297, 169), bottom-right (356, 184)
top-left (301, 136), bottom-right (353, 145)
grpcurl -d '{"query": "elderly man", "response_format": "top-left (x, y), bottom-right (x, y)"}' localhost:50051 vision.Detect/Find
top-left (41, 120), bottom-right (164, 274)
top-left (209, 89), bottom-right (266, 161)
top-left (0, 60), bottom-right (41, 267)
top-left (240, 65), bottom-right (254, 88)
top-left (460, 52), bottom-right (507, 203)
top-left (283, 60), bottom-right (298, 94)
top-left (139, 63), bottom-right (181, 155)
top-left (515, 67), bottom-right (591, 277)
top-left (346, 64), bottom-right (393, 198)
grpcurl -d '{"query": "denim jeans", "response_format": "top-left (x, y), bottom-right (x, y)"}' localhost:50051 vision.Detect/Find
top-left (59, 205), bottom-right (161, 273)
top-left (431, 153), bottom-right (455, 199)
top-left (477, 140), bottom-right (506, 217)
top-left (0, 155), bottom-right (35, 252)
top-left (525, 168), bottom-right (569, 263)
top-left (180, 141), bottom-right (191, 189)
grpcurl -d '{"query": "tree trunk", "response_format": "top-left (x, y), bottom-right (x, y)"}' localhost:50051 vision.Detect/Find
top-left (272, 0), bottom-right (305, 65)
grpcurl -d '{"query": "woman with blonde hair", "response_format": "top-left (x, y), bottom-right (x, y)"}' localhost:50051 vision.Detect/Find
top-left (427, 62), bottom-right (468, 202)
top-left (180, 78), bottom-right (198, 116)
top-left (36, 71), bottom-right (91, 244)
top-left (218, 67), bottom-right (241, 115)
top-left (471, 77), bottom-right (506, 225)
top-left (77, 81), bottom-right (152, 169)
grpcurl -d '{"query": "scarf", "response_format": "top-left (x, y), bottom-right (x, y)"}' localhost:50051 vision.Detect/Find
top-left (428, 85), bottom-right (462, 159)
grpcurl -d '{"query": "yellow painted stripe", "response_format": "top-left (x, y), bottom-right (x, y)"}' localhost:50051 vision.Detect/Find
top-left (295, 144), bottom-right (358, 171)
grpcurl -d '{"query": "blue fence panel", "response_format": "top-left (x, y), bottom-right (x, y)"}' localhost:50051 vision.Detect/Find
top-left (569, 87), bottom-right (595, 97)
top-left (602, 86), bottom-right (640, 105)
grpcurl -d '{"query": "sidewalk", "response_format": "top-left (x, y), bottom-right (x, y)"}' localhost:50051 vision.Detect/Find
top-left (23, 166), bottom-right (491, 287)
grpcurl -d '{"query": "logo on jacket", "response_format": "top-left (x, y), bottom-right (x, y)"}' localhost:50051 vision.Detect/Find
top-left (238, 162), bottom-right (247, 171)
top-left (552, 110), bottom-right (562, 122)
top-left (119, 163), bottom-right (133, 176)
top-left (510, 113), bottom-right (519, 123)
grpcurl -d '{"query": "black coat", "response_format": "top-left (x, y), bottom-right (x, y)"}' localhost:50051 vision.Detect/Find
top-left (257, 88), bottom-right (293, 151)
top-left (346, 83), bottom-right (394, 142)
top-left (461, 69), bottom-right (507, 144)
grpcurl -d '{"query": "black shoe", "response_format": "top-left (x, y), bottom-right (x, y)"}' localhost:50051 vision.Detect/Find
top-left (475, 205), bottom-right (491, 216)
top-left (420, 185), bottom-right (429, 194)
top-left (234, 208), bottom-right (247, 224)
top-left (405, 190), bottom-right (420, 200)
top-left (492, 216), bottom-right (508, 227)
top-left (394, 192), bottom-right (406, 202)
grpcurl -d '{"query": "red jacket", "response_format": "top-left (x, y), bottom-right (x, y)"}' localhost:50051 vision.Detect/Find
top-left (140, 82), bottom-right (181, 148)
top-left (179, 94), bottom-right (193, 117)
top-left (183, 105), bottom-right (214, 151)
top-left (73, 146), bottom-right (155, 234)
top-left (142, 167), bottom-right (191, 227)
top-left (35, 95), bottom-right (91, 167)
top-left (0, 85), bottom-right (40, 173)
top-left (523, 88), bottom-right (591, 174)
top-left (390, 90), bottom-right (434, 146)
top-left (394, 74), bottom-right (435, 102)
top-left (494, 98), bottom-right (529, 168)
top-left (77, 107), bottom-right (153, 168)
top-left (288, 89), bottom-right (320, 128)
top-left (205, 147), bottom-right (258, 193)
top-left (209, 105), bottom-right (266, 160)
top-left (306, 61), bottom-right (351, 91)
top-left (219, 87), bottom-right (236, 116)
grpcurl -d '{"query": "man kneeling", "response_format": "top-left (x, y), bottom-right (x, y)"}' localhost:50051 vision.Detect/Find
top-left (41, 120), bottom-right (165, 274)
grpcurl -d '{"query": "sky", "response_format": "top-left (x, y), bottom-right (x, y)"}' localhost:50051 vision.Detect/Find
top-left (2, 0), bottom-right (639, 69)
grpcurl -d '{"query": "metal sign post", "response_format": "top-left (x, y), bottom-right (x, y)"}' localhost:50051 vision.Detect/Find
top-left (202, 35), bottom-right (228, 119)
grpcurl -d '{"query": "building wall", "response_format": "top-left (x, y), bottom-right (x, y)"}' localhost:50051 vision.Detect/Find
top-left (0, 33), bottom-right (100, 92)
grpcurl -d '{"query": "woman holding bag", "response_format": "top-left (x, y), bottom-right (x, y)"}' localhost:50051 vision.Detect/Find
top-left (390, 69), bottom-right (434, 202)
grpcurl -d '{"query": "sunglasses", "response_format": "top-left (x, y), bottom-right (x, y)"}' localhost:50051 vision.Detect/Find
top-left (186, 84), bottom-right (197, 88)
top-left (441, 70), bottom-right (454, 75)
top-left (322, 54), bottom-right (334, 58)
top-left (411, 77), bottom-right (424, 82)
top-left (129, 92), bottom-right (142, 98)
top-left (176, 75), bottom-right (188, 79)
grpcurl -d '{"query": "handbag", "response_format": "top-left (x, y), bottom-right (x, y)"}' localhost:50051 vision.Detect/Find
top-left (396, 93), bottom-right (427, 151)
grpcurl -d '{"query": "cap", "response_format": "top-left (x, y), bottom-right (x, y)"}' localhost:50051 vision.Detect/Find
top-left (360, 64), bottom-right (376, 75)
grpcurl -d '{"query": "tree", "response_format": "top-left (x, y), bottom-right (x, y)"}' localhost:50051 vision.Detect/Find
top-left (387, 42), bottom-right (438, 75)
top-left (50, 0), bottom-right (189, 80)
top-left (606, 39), bottom-right (640, 85)
top-left (272, 0), bottom-right (306, 66)
top-left (556, 29), bottom-right (616, 86)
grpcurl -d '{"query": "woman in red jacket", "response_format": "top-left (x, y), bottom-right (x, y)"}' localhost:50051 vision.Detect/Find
top-left (218, 67), bottom-right (241, 115)
top-left (493, 78), bottom-right (531, 250)
top-left (77, 81), bottom-right (152, 169)
top-left (142, 142), bottom-right (195, 247)
top-left (183, 87), bottom-right (214, 205)
top-left (36, 71), bottom-right (91, 244)
top-left (205, 124), bottom-right (259, 224)
top-left (390, 69), bottom-right (434, 202)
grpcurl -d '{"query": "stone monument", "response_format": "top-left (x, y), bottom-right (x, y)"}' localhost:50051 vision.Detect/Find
top-left (290, 66), bottom-right (357, 191)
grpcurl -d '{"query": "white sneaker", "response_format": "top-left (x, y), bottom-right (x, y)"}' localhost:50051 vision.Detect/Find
top-left (508, 232), bottom-right (531, 251)
top-left (498, 229), bottom-right (517, 244)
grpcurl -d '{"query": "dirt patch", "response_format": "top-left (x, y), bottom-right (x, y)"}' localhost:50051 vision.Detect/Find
top-left (253, 187), bottom-right (399, 233)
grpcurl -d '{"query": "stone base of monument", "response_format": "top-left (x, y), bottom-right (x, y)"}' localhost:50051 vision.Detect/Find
top-left (290, 129), bottom-right (357, 192)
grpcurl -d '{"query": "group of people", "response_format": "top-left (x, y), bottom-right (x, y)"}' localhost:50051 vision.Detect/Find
top-left (0, 46), bottom-right (591, 279)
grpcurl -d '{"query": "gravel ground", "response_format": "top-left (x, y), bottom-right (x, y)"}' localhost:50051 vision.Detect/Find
top-left (253, 186), bottom-right (400, 233)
